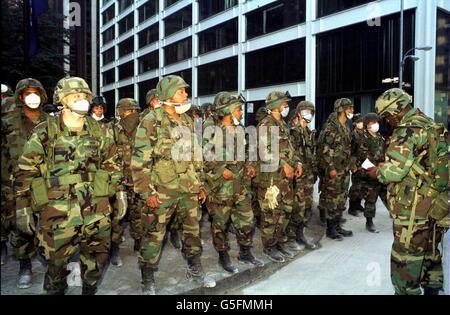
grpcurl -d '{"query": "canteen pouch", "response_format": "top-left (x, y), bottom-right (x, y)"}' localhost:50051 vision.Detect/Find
top-left (31, 177), bottom-right (49, 207)
top-left (93, 169), bottom-right (110, 197)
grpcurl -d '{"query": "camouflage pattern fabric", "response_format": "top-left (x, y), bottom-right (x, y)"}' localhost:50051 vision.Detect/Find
top-left (287, 119), bottom-right (317, 238)
top-left (317, 112), bottom-right (354, 220)
top-left (204, 121), bottom-right (254, 252)
top-left (377, 107), bottom-right (448, 294)
top-left (15, 114), bottom-right (122, 294)
top-left (255, 114), bottom-right (299, 248)
top-left (348, 127), bottom-right (366, 206)
top-left (131, 107), bottom-right (204, 268)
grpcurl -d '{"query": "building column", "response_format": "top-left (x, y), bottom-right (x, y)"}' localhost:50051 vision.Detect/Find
top-left (192, 0), bottom-right (199, 103)
top-left (158, 0), bottom-right (165, 79)
top-left (305, 0), bottom-right (316, 129)
top-left (133, 2), bottom-right (139, 104)
top-left (414, 0), bottom-right (437, 118)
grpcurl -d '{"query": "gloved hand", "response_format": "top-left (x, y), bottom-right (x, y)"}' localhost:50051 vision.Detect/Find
top-left (116, 191), bottom-right (128, 220)
top-left (264, 185), bottom-right (280, 210)
top-left (16, 207), bottom-right (35, 235)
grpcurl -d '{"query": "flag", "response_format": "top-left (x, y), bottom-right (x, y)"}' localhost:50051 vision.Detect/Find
top-left (28, 0), bottom-right (49, 57)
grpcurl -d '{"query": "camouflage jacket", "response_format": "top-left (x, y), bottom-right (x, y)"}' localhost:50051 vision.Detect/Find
top-left (318, 112), bottom-right (355, 173)
top-left (111, 119), bottom-right (137, 186)
top-left (14, 115), bottom-right (123, 226)
top-left (255, 114), bottom-right (300, 187)
top-left (1, 106), bottom-right (48, 184)
top-left (289, 122), bottom-right (317, 175)
top-left (203, 121), bottom-right (250, 197)
top-left (354, 130), bottom-right (385, 180)
top-left (377, 108), bottom-right (442, 219)
top-left (351, 128), bottom-right (364, 155)
top-left (131, 107), bottom-right (204, 200)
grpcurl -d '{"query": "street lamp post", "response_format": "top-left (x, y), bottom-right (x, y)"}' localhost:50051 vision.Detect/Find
top-left (399, 46), bottom-right (433, 88)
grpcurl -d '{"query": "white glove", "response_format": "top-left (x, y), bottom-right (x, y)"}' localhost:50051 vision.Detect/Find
top-left (116, 191), bottom-right (128, 220)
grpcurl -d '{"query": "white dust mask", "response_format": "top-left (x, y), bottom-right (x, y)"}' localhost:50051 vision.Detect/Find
top-left (24, 93), bottom-right (41, 109)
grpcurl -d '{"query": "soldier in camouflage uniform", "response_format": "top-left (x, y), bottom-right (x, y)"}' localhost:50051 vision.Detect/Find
top-left (1, 83), bottom-right (14, 100)
top-left (352, 113), bottom-right (387, 233)
top-left (367, 88), bottom-right (449, 295)
top-left (140, 88), bottom-right (159, 119)
top-left (348, 114), bottom-right (365, 216)
top-left (131, 75), bottom-right (215, 295)
top-left (109, 98), bottom-right (143, 266)
top-left (256, 91), bottom-right (303, 263)
top-left (1, 78), bottom-right (49, 288)
top-left (317, 98), bottom-right (356, 241)
top-left (203, 92), bottom-right (263, 273)
top-left (287, 101), bottom-right (318, 250)
top-left (14, 77), bottom-right (124, 295)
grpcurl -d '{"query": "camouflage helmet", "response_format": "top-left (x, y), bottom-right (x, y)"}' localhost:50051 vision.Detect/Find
top-left (375, 88), bottom-right (411, 116)
top-left (53, 76), bottom-right (93, 105)
top-left (14, 78), bottom-right (48, 104)
top-left (295, 100), bottom-right (315, 116)
top-left (334, 98), bottom-right (353, 112)
top-left (156, 75), bottom-right (189, 101)
top-left (145, 89), bottom-right (158, 105)
top-left (117, 98), bottom-right (140, 115)
top-left (363, 112), bottom-right (379, 128)
top-left (1, 84), bottom-right (14, 97)
top-left (265, 91), bottom-right (291, 110)
top-left (214, 92), bottom-right (245, 116)
top-left (1, 96), bottom-right (17, 114)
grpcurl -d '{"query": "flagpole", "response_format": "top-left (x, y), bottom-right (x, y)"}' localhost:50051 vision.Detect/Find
top-left (23, 0), bottom-right (30, 77)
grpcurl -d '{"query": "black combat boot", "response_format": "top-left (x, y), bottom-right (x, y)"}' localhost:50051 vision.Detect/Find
top-left (110, 244), bottom-right (123, 267)
top-left (296, 223), bottom-right (318, 249)
top-left (186, 255), bottom-right (216, 288)
top-left (319, 208), bottom-right (327, 227)
top-left (81, 283), bottom-right (97, 295)
top-left (335, 217), bottom-right (353, 237)
top-left (326, 219), bottom-right (343, 241)
top-left (348, 200), bottom-right (360, 217)
top-left (133, 238), bottom-right (141, 252)
top-left (365, 217), bottom-right (379, 233)
top-left (218, 251), bottom-right (238, 274)
top-left (263, 246), bottom-right (285, 263)
top-left (423, 287), bottom-right (440, 295)
top-left (238, 246), bottom-right (264, 267)
top-left (17, 258), bottom-right (32, 289)
top-left (169, 230), bottom-right (181, 249)
top-left (276, 243), bottom-right (295, 259)
top-left (1, 241), bottom-right (7, 265)
top-left (141, 266), bottom-right (156, 295)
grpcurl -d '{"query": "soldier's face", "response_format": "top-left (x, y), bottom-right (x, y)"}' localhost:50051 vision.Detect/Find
top-left (172, 88), bottom-right (188, 103)
top-left (20, 87), bottom-right (41, 103)
top-left (232, 106), bottom-right (243, 121)
top-left (121, 108), bottom-right (138, 118)
top-left (62, 93), bottom-right (89, 106)
top-left (344, 106), bottom-right (354, 116)
top-left (150, 97), bottom-right (159, 109)
top-left (92, 105), bottom-right (104, 117)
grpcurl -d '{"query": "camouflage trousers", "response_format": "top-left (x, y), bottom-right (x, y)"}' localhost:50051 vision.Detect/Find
top-left (38, 215), bottom-right (111, 295)
top-left (356, 179), bottom-right (387, 218)
top-left (250, 182), bottom-right (261, 225)
top-left (1, 187), bottom-right (36, 259)
top-left (391, 218), bottom-right (445, 295)
top-left (206, 192), bottom-right (254, 252)
top-left (111, 187), bottom-right (143, 247)
top-left (287, 171), bottom-right (315, 239)
top-left (257, 180), bottom-right (293, 248)
top-left (348, 172), bottom-right (363, 202)
top-left (139, 190), bottom-right (202, 268)
top-left (319, 170), bottom-right (350, 220)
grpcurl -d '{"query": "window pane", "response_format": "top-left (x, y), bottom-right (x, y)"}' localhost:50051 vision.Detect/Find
top-left (165, 68), bottom-right (192, 87)
top-left (165, 0), bottom-right (181, 9)
top-left (317, 0), bottom-right (374, 18)
top-left (102, 5), bottom-right (115, 25)
top-left (246, 0), bottom-right (306, 40)
top-left (118, 37), bottom-right (134, 57)
top-left (198, 18), bottom-right (237, 54)
top-left (102, 47), bottom-right (115, 65)
top-left (102, 90), bottom-right (115, 117)
top-left (139, 51), bottom-right (159, 74)
top-left (103, 68), bottom-right (115, 85)
top-left (119, 13), bottom-right (134, 35)
top-left (198, 57), bottom-right (237, 96)
top-left (164, 5), bottom-right (192, 37)
top-left (435, 9), bottom-right (450, 125)
top-left (245, 38), bottom-right (306, 89)
top-left (164, 38), bottom-right (192, 65)
top-left (199, 0), bottom-right (238, 21)
top-left (138, 1), bottom-right (158, 23)
top-left (118, 61), bottom-right (134, 81)
top-left (139, 78), bottom-right (159, 109)
top-left (102, 26), bottom-right (115, 45)
top-left (119, 0), bottom-right (133, 13)
top-left (139, 23), bottom-right (159, 48)
top-left (118, 84), bottom-right (135, 100)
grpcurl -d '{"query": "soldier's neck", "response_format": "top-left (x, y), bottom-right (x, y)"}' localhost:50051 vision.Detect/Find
top-left (162, 104), bottom-right (181, 121)
top-left (23, 106), bottom-right (41, 122)
top-left (62, 110), bottom-right (85, 129)
top-left (338, 113), bottom-right (347, 126)
top-left (222, 116), bottom-right (233, 126)
top-left (271, 112), bottom-right (282, 121)
top-left (300, 119), bottom-right (308, 128)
